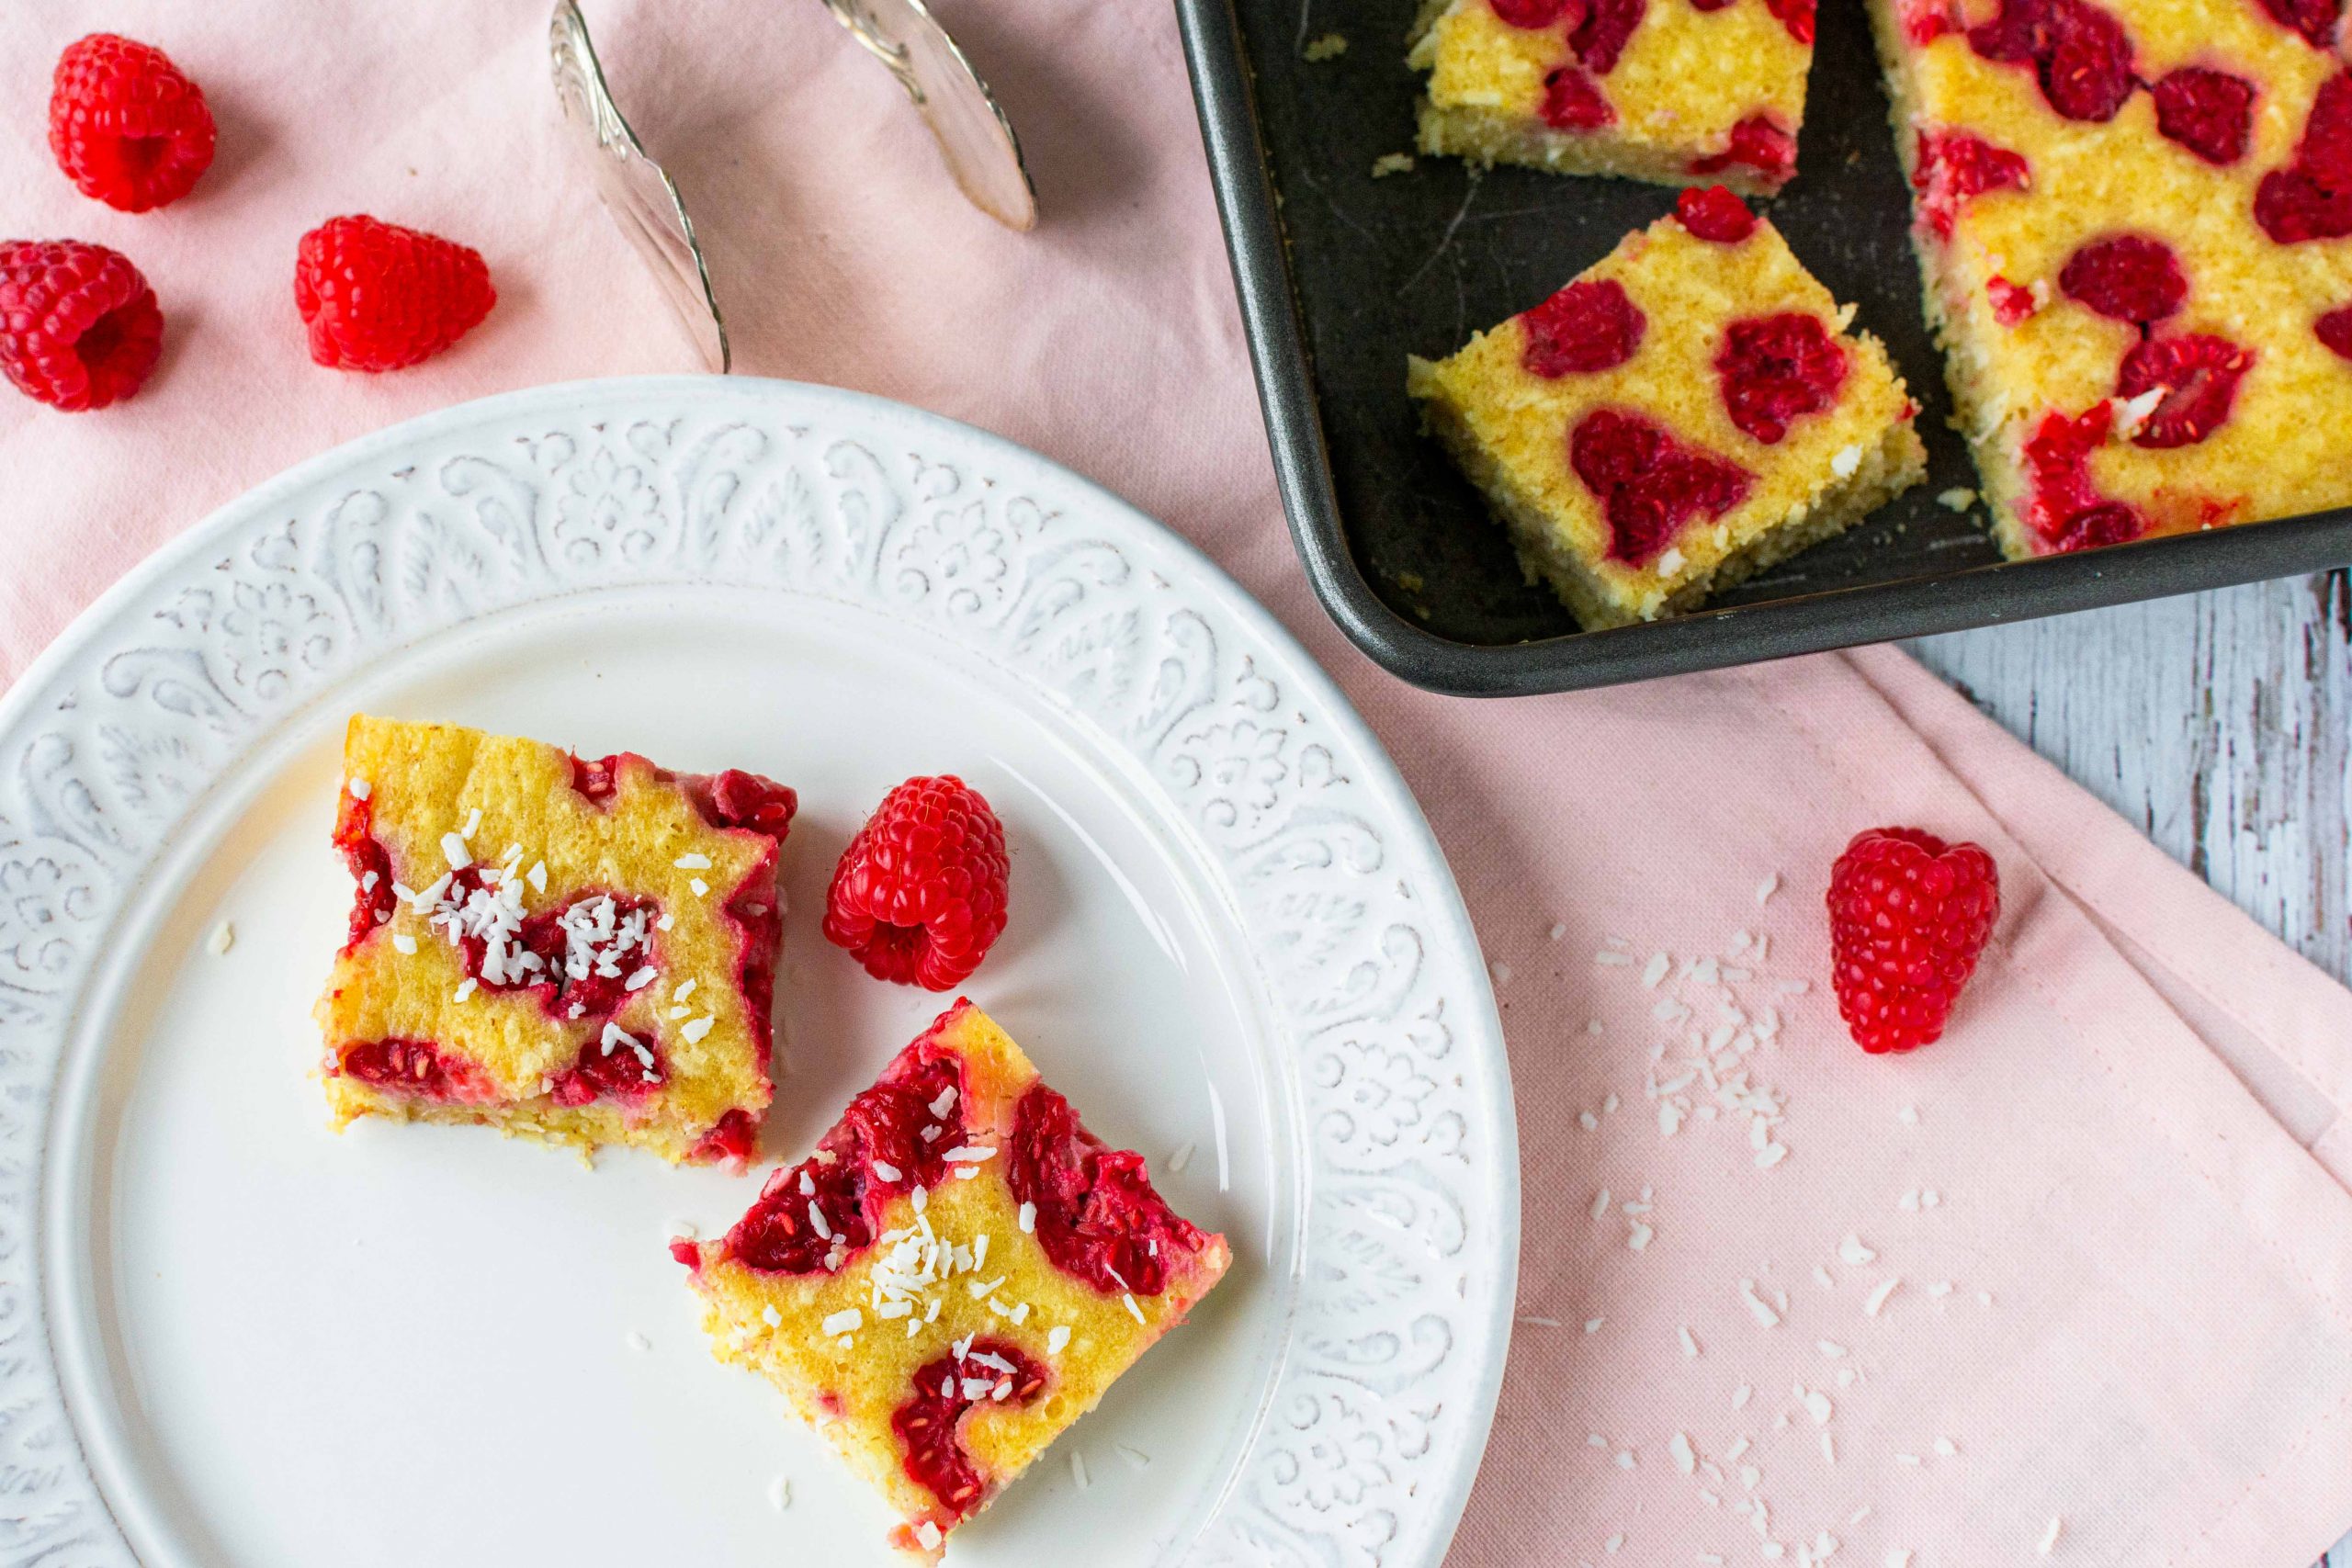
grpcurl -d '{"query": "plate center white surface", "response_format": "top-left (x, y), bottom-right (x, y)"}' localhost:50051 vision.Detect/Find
top-left (56, 592), bottom-right (1291, 1568)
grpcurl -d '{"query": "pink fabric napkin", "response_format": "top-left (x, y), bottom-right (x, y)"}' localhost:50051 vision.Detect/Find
top-left (6, 1), bottom-right (2351, 1563)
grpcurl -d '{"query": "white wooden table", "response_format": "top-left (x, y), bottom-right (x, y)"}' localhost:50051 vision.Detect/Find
top-left (1913, 570), bottom-right (2352, 1568)
top-left (1911, 570), bottom-right (2350, 987)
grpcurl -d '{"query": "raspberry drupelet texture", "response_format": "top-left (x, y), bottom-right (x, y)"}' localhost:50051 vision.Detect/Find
top-left (48, 34), bottom-right (215, 212)
top-left (294, 216), bottom-right (495, 372)
top-left (1826, 827), bottom-right (2000, 1054)
top-left (0, 240), bottom-right (164, 412)
top-left (823, 775), bottom-right (1012, 991)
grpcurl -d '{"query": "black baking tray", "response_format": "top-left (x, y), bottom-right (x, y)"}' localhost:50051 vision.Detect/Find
top-left (1175, 0), bottom-right (2352, 695)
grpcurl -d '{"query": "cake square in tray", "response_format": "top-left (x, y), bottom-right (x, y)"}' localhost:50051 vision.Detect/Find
top-left (1871, 0), bottom-right (2352, 555)
top-left (673, 1000), bottom-right (1230, 1561)
top-left (1408, 0), bottom-right (1815, 194)
top-left (1408, 190), bottom-right (1928, 628)
top-left (316, 715), bottom-right (797, 1165)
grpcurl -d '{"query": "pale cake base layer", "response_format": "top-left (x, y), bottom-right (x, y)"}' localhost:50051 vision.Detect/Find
top-left (1416, 379), bottom-right (1928, 628)
top-left (324, 1081), bottom-right (718, 1164)
top-left (1415, 102), bottom-right (1785, 197)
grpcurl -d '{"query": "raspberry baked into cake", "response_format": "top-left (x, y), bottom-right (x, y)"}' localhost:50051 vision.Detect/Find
top-left (1408, 0), bottom-right (1814, 193)
top-left (316, 716), bottom-right (796, 1165)
top-left (1871, 0), bottom-right (2352, 554)
top-left (1409, 188), bottom-right (1928, 627)
top-left (673, 1000), bottom-right (1229, 1561)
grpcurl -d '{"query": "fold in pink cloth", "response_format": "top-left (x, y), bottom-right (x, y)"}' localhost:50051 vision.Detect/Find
top-left (3, 0), bottom-right (2348, 1562)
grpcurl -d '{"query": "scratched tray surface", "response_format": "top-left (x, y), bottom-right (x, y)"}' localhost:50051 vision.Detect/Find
top-left (1245, 0), bottom-right (1990, 646)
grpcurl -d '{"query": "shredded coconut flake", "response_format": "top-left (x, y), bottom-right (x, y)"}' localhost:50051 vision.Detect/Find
top-left (1070, 1450), bottom-right (1091, 1490)
top-left (820, 1308), bottom-right (861, 1336)
top-left (2036, 1517), bottom-right (2062, 1554)
top-left (1864, 1278), bottom-right (1902, 1316)
top-left (1679, 1325), bottom-right (1701, 1358)
top-left (1670, 1432), bottom-right (1696, 1474)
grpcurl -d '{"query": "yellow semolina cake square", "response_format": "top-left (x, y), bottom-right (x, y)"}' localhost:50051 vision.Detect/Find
top-left (316, 715), bottom-right (796, 1165)
top-left (673, 1000), bottom-right (1231, 1562)
top-left (1409, 0), bottom-right (1815, 194)
top-left (1408, 188), bottom-right (1928, 628)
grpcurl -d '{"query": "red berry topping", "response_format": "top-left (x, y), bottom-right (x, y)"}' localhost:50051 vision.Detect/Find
top-left (1008, 1081), bottom-right (1208, 1295)
top-left (47, 34), bottom-right (215, 212)
top-left (1902, 0), bottom-right (1962, 42)
top-left (1987, 276), bottom-right (2039, 324)
top-left (822, 775), bottom-right (1011, 990)
top-left (2023, 402), bottom-right (2148, 551)
top-left (2057, 235), bottom-right (2186, 322)
top-left (335, 1037), bottom-right (492, 1100)
top-left (1572, 0), bottom-right (1647, 72)
top-left (1569, 408), bottom-right (1755, 564)
top-left (1521, 278), bottom-right (1646, 376)
top-left (1690, 0), bottom-right (1736, 11)
top-left (1910, 130), bottom-right (2030, 241)
top-left (2295, 73), bottom-right (2352, 188)
top-left (1827, 828), bottom-right (2000, 1055)
top-left (294, 215), bottom-right (495, 372)
top-left (2255, 73), bottom-right (2352, 241)
top-left (2255, 0), bottom-right (2340, 47)
top-left (2113, 333), bottom-right (2253, 447)
top-left (2315, 305), bottom-right (2352, 358)
top-left (1541, 65), bottom-right (1616, 129)
top-left (1690, 116), bottom-right (1799, 182)
top-left (895, 1340), bottom-right (1048, 1518)
top-left (688, 1107), bottom-right (760, 1167)
top-left (2255, 167), bottom-right (2352, 242)
top-left (2151, 68), bottom-right (2256, 164)
top-left (724, 1047), bottom-right (965, 1274)
top-left (0, 240), bottom-right (163, 412)
top-left (1677, 185), bottom-right (1757, 242)
top-left (1493, 0), bottom-right (1582, 23)
top-left (1765, 0), bottom-right (1818, 43)
top-left (1967, 0), bottom-right (2136, 122)
top-left (1715, 313), bottom-right (1849, 444)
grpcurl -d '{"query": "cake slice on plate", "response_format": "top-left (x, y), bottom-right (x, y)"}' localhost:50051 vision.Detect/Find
top-left (673, 1000), bottom-right (1229, 1561)
top-left (316, 715), bottom-right (796, 1165)
top-left (1869, 0), bottom-right (2352, 555)
top-left (1409, 187), bottom-right (1927, 628)
top-left (1408, 0), bottom-right (1815, 193)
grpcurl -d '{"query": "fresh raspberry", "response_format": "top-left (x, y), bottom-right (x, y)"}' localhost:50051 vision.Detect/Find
top-left (822, 775), bottom-right (1011, 990)
top-left (896, 1340), bottom-right (1046, 1518)
top-left (0, 240), bottom-right (164, 412)
top-left (1571, 0), bottom-right (1646, 72)
top-left (1986, 276), bottom-right (2039, 324)
top-left (1765, 0), bottom-right (1817, 43)
top-left (2315, 305), bottom-right (2352, 358)
top-left (2151, 69), bottom-right (2255, 164)
top-left (2255, 0), bottom-right (2339, 47)
top-left (1569, 408), bottom-right (1754, 564)
top-left (1827, 828), bottom-right (2000, 1055)
top-left (1967, 0), bottom-right (2136, 122)
top-left (1910, 130), bottom-right (2030, 241)
top-left (294, 215), bottom-right (495, 372)
top-left (2058, 235), bottom-right (2186, 322)
top-left (1541, 66), bottom-right (1616, 130)
top-left (1520, 279), bottom-right (1645, 376)
top-left (1715, 313), bottom-right (1849, 444)
top-left (1493, 0), bottom-right (1583, 24)
top-left (47, 34), bottom-right (215, 212)
top-left (2114, 333), bottom-right (2252, 447)
top-left (1690, 116), bottom-right (1798, 182)
top-left (2023, 402), bottom-right (2148, 550)
top-left (1677, 184), bottom-right (1757, 242)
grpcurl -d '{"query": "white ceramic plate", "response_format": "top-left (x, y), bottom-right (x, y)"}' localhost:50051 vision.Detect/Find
top-left (0, 378), bottom-right (1514, 1568)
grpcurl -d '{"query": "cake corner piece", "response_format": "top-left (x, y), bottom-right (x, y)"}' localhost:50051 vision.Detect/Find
top-left (673, 998), bottom-right (1230, 1560)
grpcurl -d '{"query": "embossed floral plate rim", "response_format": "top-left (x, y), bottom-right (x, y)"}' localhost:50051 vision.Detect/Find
top-left (1, 375), bottom-right (1516, 1568)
